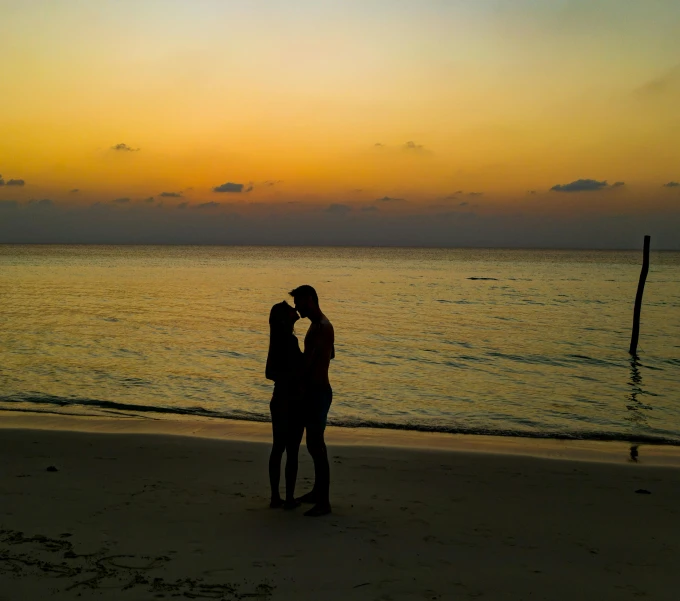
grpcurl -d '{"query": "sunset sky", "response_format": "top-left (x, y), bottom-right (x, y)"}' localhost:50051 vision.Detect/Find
top-left (2, 0), bottom-right (679, 247)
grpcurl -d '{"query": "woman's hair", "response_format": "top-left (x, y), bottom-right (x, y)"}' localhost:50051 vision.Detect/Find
top-left (269, 301), bottom-right (294, 337)
top-left (266, 301), bottom-right (295, 382)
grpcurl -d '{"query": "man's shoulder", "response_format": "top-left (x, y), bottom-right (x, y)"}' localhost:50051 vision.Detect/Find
top-left (320, 316), bottom-right (334, 331)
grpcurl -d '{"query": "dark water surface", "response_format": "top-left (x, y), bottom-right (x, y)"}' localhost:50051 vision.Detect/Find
top-left (1, 245), bottom-right (679, 444)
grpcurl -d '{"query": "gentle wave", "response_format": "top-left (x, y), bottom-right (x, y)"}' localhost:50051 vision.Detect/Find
top-left (2, 394), bottom-right (679, 446)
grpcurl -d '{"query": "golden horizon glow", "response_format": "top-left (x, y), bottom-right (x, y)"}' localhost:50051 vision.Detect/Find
top-left (2, 0), bottom-right (680, 212)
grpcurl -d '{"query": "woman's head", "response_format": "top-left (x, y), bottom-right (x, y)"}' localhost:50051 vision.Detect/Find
top-left (269, 301), bottom-right (299, 336)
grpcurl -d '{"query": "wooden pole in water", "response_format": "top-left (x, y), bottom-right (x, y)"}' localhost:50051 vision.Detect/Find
top-left (629, 235), bottom-right (651, 357)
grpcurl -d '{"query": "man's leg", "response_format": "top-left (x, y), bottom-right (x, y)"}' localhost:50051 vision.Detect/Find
top-left (302, 388), bottom-right (332, 517)
top-left (303, 427), bottom-right (331, 516)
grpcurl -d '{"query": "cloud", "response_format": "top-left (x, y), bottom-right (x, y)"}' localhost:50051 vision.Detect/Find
top-left (112, 143), bottom-right (139, 152)
top-left (196, 201), bottom-right (220, 209)
top-left (263, 180), bottom-right (283, 187)
top-left (144, 196), bottom-right (156, 203)
top-left (159, 191), bottom-right (182, 198)
top-left (374, 143), bottom-right (385, 148)
top-left (467, 192), bottom-right (483, 197)
top-left (177, 202), bottom-right (189, 209)
top-left (528, 190), bottom-right (537, 195)
top-left (551, 179), bottom-right (609, 193)
top-left (612, 182), bottom-right (626, 188)
top-left (444, 191), bottom-right (464, 200)
top-left (404, 141), bottom-right (424, 151)
top-left (69, 188), bottom-right (80, 194)
top-left (112, 197), bottom-right (130, 204)
top-left (459, 201), bottom-right (469, 207)
top-left (637, 64), bottom-right (680, 97)
top-left (0, 200), bottom-right (18, 209)
top-left (663, 181), bottom-right (679, 188)
top-left (6, 179), bottom-right (25, 186)
top-left (325, 203), bottom-right (351, 215)
top-left (376, 196), bottom-right (405, 202)
top-left (403, 140), bottom-right (432, 155)
top-left (214, 182), bottom-right (246, 193)
top-left (28, 199), bottom-right (54, 207)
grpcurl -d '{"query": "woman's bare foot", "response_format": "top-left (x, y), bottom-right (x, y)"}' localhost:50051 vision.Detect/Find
top-left (269, 497), bottom-right (284, 509)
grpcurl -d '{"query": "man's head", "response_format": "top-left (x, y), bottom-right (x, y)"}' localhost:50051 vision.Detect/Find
top-left (289, 285), bottom-right (319, 319)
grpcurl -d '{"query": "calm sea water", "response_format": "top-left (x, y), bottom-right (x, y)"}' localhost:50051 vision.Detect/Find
top-left (1, 245), bottom-right (679, 444)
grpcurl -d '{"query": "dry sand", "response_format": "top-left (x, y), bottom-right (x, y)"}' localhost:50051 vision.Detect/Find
top-left (1, 412), bottom-right (679, 601)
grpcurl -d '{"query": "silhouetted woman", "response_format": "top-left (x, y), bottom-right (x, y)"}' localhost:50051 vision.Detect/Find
top-left (266, 301), bottom-right (304, 509)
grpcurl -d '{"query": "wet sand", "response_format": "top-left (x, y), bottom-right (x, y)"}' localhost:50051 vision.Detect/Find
top-left (1, 412), bottom-right (679, 600)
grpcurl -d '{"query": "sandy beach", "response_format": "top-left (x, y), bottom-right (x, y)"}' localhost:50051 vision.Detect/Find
top-left (1, 413), bottom-right (679, 601)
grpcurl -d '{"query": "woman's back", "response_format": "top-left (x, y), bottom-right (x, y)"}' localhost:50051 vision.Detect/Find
top-left (267, 333), bottom-right (302, 393)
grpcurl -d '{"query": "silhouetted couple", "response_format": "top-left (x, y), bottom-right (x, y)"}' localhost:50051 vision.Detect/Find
top-left (266, 285), bottom-right (335, 517)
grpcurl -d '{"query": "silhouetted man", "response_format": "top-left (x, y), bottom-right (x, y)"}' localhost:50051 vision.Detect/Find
top-left (289, 285), bottom-right (335, 517)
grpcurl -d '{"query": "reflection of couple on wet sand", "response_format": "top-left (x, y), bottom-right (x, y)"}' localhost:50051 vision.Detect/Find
top-left (266, 285), bottom-right (335, 517)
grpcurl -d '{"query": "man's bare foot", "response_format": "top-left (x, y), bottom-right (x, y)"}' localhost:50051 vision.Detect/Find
top-left (283, 499), bottom-right (301, 510)
top-left (270, 497), bottom-right (284, 509)
top-left (304, 503), bottom-right (332, 517)
top-left (295, 490), bottom-right (317, 504)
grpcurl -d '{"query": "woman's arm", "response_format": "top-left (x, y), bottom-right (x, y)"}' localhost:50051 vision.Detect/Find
top-left (265, 339), bottom-right (279, 381)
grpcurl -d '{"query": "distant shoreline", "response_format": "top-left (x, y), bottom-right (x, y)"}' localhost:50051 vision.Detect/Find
top-left (2, 402), bottom-right (679, 447)
top-left (2, 411), bottom-right (680, 465)
top-left (3, 242), bottom-right (680, 251)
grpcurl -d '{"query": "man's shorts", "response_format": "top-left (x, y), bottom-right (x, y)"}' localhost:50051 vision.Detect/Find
top-left (304, 386), bottom-right (333, 434)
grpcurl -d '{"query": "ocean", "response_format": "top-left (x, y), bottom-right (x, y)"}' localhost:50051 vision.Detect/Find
top-left (1, 245), bottom-right (679, 444)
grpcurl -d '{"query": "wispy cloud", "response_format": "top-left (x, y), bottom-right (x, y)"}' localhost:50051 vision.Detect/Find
top-left (112, 197), bottom-right (130, 204)
top-left (551, 179), bottom-right (609, 193)
top-left (111, 143), bottom-right (139, 152)
top-left (403, 141), bottom-right (424, 151)
top-left (612, 181), bottom-right (626, 188)
top-left (376, 196), bottom-right (405, 202)
top-left (28, 198), bottom-right (54, 207)
top-left (69, 188), bottom-right (80, 194)
top-left (214, 182), bottom-right (247, 193)
top-left (6, 179), bottom-right (25, 186)
top-left (325, 203), bottom-right (351, 215)
top-left (663, 181), bottom-right (679, 188)
top-left (403, 140), bottom-right (433, 155)
top-left (144, 196), bottom-right (156, 203)
top-left (196, 201), bottom-right (220, 209)
top-left (637, 64), bottom-right (680, 98)
top-left (159, 191), bottom-right (182, 198)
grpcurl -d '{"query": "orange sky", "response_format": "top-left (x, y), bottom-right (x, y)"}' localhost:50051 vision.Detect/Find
top-left (1, 0), bottom-right (680, 242)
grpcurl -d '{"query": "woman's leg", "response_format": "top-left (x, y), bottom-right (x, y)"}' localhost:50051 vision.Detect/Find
top-left (284, 421), bottom-right (305, 507)
top-left (269, 402), bottom-right (286, 507)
